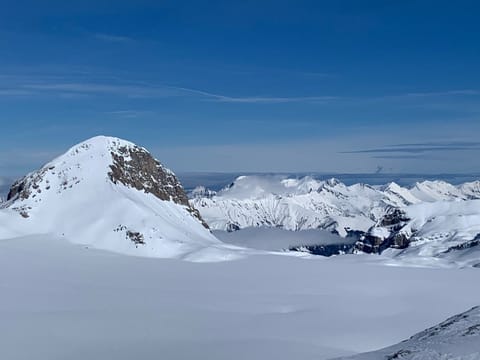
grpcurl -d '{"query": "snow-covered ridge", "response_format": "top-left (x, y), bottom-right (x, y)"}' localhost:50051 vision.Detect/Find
top-left (0, 136), bottom-right (242, 261)
top-left (191, 175), bottom-right (480, 234)
top-left (336, 305), bottom-right (480, 359)
top-left (191, 175), bottom-right (480, 263)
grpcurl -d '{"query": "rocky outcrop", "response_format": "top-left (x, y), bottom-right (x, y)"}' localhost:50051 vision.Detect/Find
top-left (355, 208), bottom-right (412, 254)
top-left (442, 234), bottom-right (480, 253)
top-left (6, 166), bottom-right (54, 202)
top-left (108, 145), bottom-right (209, 229)
top-left (109, 146), bottom-right (188, 204)
top-left (290, 243), bottom-right (355, 256)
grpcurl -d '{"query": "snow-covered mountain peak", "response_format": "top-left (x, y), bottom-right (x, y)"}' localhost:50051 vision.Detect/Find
top-left (0, 136), bottom-right (240, 261)
top-left (410, 179), bottom-right (466, 202)
top-left (6, 135), bottom-right (197, 215)
top-left (66, 135), bottom-right (140, 155)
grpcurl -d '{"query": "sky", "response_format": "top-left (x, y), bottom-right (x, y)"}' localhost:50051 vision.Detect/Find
top-left (1, 0), bottom-right (480, 176)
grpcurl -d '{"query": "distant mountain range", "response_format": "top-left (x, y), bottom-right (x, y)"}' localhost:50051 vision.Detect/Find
top-left (191, 175), bottom-right (480, 266)
top-left (177, 172), bottom-right (480, 193)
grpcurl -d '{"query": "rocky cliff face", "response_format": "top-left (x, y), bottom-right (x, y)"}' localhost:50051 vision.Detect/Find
top-left (108, 144), bottom-right (208, 228)
top-left (355, 208), bottom-right (411, 254)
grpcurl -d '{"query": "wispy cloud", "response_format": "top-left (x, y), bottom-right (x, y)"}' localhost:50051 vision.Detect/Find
top-left (371, 155), bottom-right (437, 160)
top-left (366, 90), bottom-right (480, 103)
top-left (93, 33), bottom-right (133, 43)
top-left (171, 86), bottom-right (339, 103)
top-left (105, 110), bottom-right (153, 118)
top-left (401, 90), bottom-right (480, 98)
top-left (342, 141), bottom-right (480, 155)
top-left (2, 69), bottom-right (480, 105)
top-left (0, 89), bottom-right (33, 96)
top-left (17, 81), bottom-right (339, 103)
top-left (22, 82), bottom-right (175, 98)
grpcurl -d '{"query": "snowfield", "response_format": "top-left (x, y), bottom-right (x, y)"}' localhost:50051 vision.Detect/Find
top-left (1, 235), bottom-right (479, 360)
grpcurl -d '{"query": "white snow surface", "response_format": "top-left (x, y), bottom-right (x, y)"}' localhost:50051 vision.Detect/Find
top-left (0, 235), bottom-right (479, 360)
top-left (0, 136), bottom-right (243, 262)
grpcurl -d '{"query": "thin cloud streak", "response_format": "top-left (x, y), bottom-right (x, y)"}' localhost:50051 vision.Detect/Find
top-left (390, 141), bottom-right (480, 147)
top-left (342, 140), bottom-right (480, 155)
top-left (2, 72), bottom-right (480, 105)
top-left (17, 82), bottom-right (340, 103)
top-left (22, 83), bottom-right (176, 98)
top-left (93, 33), bottom-right (133, 43)
top-left (342, 146), bottom-right (480, 154)
top-left (372, 155), bottom-right (436, 160)
top-left (105, 110), bottom-right (154, 118)
top-left (170, 86), bottom-right (339, 103)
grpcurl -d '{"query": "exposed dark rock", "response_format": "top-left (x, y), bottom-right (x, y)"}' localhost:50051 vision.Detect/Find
top-left (7, 178), bottom-right (29, 201)
top-left (290, 243), bottom-right (355, 256)
top-left (126, 230), bottom-right (145, 245)
top-left (386, 349), bottom-right (413, 360)
top-left (6, 166), bottom-right (52, 203)
top-left (463, 323), bottom-right (480, 336)
top-left (380, 208), bottom-right (410, 227)
top-left (108, 145), bottom-right (209, 229)
top-left (356, 234), bottom-right (384, 254)
top-left (226, 223), bottom-right (240, 232)
top-left (442, 234), bottom-right (480, 253)
top-left (354, 208), bottom-right (412, 254)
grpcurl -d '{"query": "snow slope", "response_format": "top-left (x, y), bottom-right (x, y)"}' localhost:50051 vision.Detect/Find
top-left (0, 136), bottom-right (242, 261)
top-left (1, 235), bottom-right (479, 360)
top-left (369, 200), bottom-right (480, 267)
top-left (337, 306), bottom-right (480, 360)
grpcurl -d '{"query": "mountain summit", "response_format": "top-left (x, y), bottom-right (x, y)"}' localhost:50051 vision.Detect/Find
top-left (0, 136), bottom-right (237, 261)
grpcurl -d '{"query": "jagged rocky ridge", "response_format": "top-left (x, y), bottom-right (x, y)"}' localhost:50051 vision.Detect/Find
top-left (0, 136), bottom-right (239, 261)
top-left (191, 175), bottom-right (480, 261)
top-left (336, 305), bottom-right (480, 359)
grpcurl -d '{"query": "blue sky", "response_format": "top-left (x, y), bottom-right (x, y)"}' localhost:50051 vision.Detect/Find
top-left (1, 0), bottom-right (480, 175)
